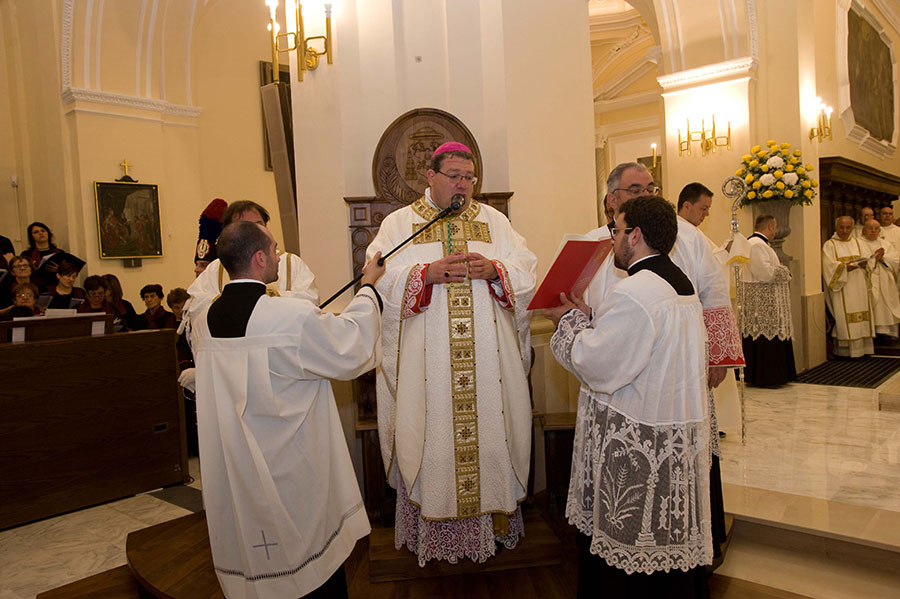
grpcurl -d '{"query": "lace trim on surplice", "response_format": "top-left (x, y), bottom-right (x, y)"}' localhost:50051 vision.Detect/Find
top-left (738, 265), bottom-right (794, 340)
top-left (565, 392), bottom-right (713, 575)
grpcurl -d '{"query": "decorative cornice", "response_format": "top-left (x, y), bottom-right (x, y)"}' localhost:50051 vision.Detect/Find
top-left (595, 115), bottom-right (662, 145)
top-left (595, 60), bottom-right (658, 101)
top-left (594, 89), bottom-right (661, 112)
top-left (590, 9), bottom-right (644, 38)
top-left (592, 26), bottom-right (653, 83)
top-left (871, 0), bottom-right (900, 34)
top-left (61, 0), bottom-right (75, 90)
top-left (61, 87), bottom-right (202, 117)
top-left (657, 56), bottom-right (757, 91)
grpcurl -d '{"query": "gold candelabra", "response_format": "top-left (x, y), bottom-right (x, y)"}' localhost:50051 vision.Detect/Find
top-left (267, 1), bottom-right (333, 83)
top-left (677, 115), bottom-right (731, 157)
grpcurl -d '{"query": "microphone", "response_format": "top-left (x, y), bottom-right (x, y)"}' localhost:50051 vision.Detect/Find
top-left (319, 193), bottom-right (466, 309)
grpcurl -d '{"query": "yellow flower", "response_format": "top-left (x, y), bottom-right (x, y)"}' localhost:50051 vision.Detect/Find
top-left (744, 174), bottom-right (754, 183)
top-left (749, 159), bottom-right (759, 168)
top-left (797, 167), bottom-right (806, 174)
top-left (752, 181), bottom-right (761, 189)
top-left (757, 150), bottom-right (767, 158)
top-left (786, 164), bottom-right (795, 172)
top-left (793, 149), bottom-right (802, 157)
top-left (811, 179), bottom-right (818, 187)
top-left (780, 142), bottom-right (791, 149)
top-left (760, 164), bottom-right (770, 172)
top-left (766, 140), bottom-right (776, 146)
top-left (774, 170), bottom-right (784, 179)
top-left (804, 189), bottom-right (813, 198)
top-left (735, 168), bottom-right (744, 176)
top-left (790, 157), bottom-right (800, 164)
top-left (805, 164), bottom-right (814, 171)
top-left (763, 190), bottom-right (774, 198)
top-left (785, 189), bottom-right (794, 199)
top-left (751, 145), bottom-right (761, 153)
top-left (802, 180), bottom-right (811, 188)
top-left (747, 191), bottom-right (757, 199)
top-left (781, 149), bottom-right (790, 156)
top-left (776, 181), bottom-right (785, 190)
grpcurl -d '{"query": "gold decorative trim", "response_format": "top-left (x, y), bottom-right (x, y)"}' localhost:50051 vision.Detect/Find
top-left (846, 310), bottom-right (871, 323)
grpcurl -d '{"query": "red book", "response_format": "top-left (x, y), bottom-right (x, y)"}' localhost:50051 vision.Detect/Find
top-left (528, 236), bottom-right (612, 310)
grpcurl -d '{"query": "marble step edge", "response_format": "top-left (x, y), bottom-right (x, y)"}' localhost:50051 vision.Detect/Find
top-left (723, 482), bottom-right (900, 554)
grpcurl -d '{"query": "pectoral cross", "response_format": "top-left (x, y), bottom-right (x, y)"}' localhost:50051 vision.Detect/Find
top-left (119, 159), bottom-right (132, 177)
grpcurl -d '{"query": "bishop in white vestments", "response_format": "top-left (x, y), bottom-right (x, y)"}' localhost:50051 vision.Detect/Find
top-left (367, 142), bottom-right (537, 566)
top-left (823, 216), bottom-right (875, 357)
top-left (546, 196), bottom-right (711, 599)
top-left (192, 221), bottom-right (384, 598)
top-left (858, 220), bottom-right (900, 338)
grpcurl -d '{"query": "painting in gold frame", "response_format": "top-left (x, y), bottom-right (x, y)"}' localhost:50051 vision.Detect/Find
top-left (94, 181), bottom-right (163, 259)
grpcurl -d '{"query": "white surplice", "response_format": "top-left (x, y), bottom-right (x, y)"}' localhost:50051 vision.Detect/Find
top-left (551, 269), bottom-right (712, 574)
top-left (192, 289), bottom-right (380, 599)
top-left (880, 223), bottom-right (900, 253)
top-left (367, 191), bottom-right (536, 565)
top-left (183, 252), bottom-right (318, 338)
top-left (740, 235), bottom-right (794, 341)
top-left (858, 236), bottom-right (900, 337)
top-left (823, 235), bottom-right (875, 357)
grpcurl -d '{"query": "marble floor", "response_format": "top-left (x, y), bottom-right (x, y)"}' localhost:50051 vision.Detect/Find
top-left (2, 383), bottom-right (899, 599)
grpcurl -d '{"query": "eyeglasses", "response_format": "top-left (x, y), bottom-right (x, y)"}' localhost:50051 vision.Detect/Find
top-left (612, 227), bottom-right (635, 237)
top-left (436, 171), bottom-right (478, 185)
top-left (613, 184), bottom-right (661, 196)
top-left (15, 293), bottom-right (35, 299)
top-left (12, 264), bottom-right (30, 269)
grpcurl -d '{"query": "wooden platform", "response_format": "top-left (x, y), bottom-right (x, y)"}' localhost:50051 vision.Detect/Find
top-left (367, 506), bottom-right (562, 583)
top-left (35, 565), bottom-right (139, 599)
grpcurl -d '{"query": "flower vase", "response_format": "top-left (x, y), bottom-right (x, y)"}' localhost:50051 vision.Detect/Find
top-left (752, 200), bottom-right (792, 267)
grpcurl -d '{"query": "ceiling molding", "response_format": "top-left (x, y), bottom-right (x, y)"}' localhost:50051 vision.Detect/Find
top-left (657, 56), bottom-right (757, 92)
top-left (870, 0), bottom-right (900, 34)
top-left (61, 87), bottom-right (202, 117)
top-left (594, 90), bottom-right (661, 112)
top-left (590, 9), bottom-right (645, 38)
top-left (592, 27), bottom-right (654, 84)
top-left (595, 60), bottom-right (658, 101)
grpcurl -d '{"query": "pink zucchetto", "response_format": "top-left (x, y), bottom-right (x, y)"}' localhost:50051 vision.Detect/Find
top-left (432, 141), bottom-right (472, 157)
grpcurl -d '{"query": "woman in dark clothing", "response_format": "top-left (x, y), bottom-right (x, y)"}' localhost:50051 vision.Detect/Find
top-left (1, 256), bottom-right (34, 308)
top-left (22, 222), bottom-right (64, 290)
top-left (42, 261), bottom-right (86, 309)
top-left (103, 274), bottom-right (138, 332)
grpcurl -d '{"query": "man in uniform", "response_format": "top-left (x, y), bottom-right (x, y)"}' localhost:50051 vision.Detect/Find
top-left (367, 141), bottom-right (537, 566)
top-left (192, 221), bottom-right (384, 598)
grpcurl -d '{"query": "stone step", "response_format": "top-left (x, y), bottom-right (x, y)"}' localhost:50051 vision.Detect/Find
top-left (35, 565), bottom-right (140, 599)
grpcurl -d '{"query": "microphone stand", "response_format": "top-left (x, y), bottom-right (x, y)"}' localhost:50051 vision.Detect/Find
top-left (319, 199), bottom-right (461, 309)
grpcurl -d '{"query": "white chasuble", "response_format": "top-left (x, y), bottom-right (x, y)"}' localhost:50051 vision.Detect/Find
top-left (192, 291), bottom-right (379, 599)
top-left (551, 270), bottom-right (712, 574)
top-left (367, 192), bottom-right (536, 565)
top-left (823, 235), bottom-right (875, 357)
top-left (858, 236), bottom-right (900, 336)
top-left (183, 252), bottom-right (318, 338)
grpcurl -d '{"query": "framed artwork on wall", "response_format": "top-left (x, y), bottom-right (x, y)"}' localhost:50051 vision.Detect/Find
top-left (94, 181), bottom-right (163, 259)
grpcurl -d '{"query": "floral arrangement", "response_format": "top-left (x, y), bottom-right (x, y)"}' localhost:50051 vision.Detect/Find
top-left (734, 140), bottom-right (818, 206)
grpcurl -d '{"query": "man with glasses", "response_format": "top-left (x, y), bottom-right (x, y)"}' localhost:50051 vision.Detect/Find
top-left (367, 141), bottom-right (537, 566)
top-left (545, 196), bottom-right (711, 598)
top-left (583, 162), bottom-right (743, 566)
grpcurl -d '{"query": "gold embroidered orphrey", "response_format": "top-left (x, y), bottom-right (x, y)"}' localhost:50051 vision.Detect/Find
top-left (411, 197), bottom-right (491, 518)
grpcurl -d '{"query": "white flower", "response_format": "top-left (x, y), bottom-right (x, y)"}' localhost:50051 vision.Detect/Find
top-left (759, 173), bottom-right (776, 186)
top-left (766, 156), bottom-right (785, 169)
top-left (783, 172), bottom-right (799, 186)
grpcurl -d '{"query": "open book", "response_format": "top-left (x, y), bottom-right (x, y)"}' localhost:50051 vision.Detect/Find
top-left (527, 234), bottom-right (612, 310)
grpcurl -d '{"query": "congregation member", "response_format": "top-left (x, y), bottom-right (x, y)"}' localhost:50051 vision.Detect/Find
top-left (585, 162), bottom-right (743, 561)
top-left (858, 220), bottom-right (900, 339)
top-left (879, 206), bottom-right (900, 250)
top-left (77, 275), bottom-right (114, 316)
top-left (41, 256), bottom-right (86, 310)
top-left (545, 196), bottom-right (711, 598)
top-left (192, 221), bottom-right (384, 599)
top-left (739, 215), bottom-right (797, 387)
top-left (854, 206), bottom-right (875, 238)
top-left (0, 233), bottom-right (14, 268)
top-left (1, 256), bottom-right (34, 308)
top-left (23, 222), bottom-right (66, 291)
top-left (823, 216), bottom-right (875, 357)
top-left (136, 284), bottom-right (176, 330)
top-left (0, 282), bottom-right (42, 319)
top-left (367, 141), bottom-right (537, 566)
top-left (103, 274), bottom-right (138, 332)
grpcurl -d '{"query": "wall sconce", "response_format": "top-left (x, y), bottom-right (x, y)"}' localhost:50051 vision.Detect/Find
top-left (809, 97), bottom-right (833, 142)
top-left (650, 143), bottom-right (658, 168)
top-left (266, 1), bottom-right (334, 83)
top-left (677, 115), bottom-right (731, 157)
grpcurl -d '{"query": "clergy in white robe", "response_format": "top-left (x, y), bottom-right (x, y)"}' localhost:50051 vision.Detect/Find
top-left (739, 216), bottom-right (797, 387)
top-left (853, 206), bottom-right (875, 238)
top-left (546, 196), bottom-right (711, 598)
top-left (583, 163), bottom-right (743, 562)
top-left (859, 220), bottom-right (900, 338)
top-left (192, 221), bottom-right (383, 599)
top-left (367, 142), bottom-right (537, 566)
top-left (823, 217), bottom-right (875, 358)
top-left (879, 207), bottom-right (900, 251)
